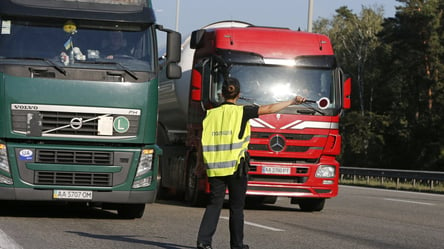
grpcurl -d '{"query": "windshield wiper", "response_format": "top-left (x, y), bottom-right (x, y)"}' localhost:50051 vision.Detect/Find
top-left (4, 57), bottom-right (66, 75)
top-left (45, 58), bottom-right (66, 75)
top-left (301, 103), bottom-right (325, 115)
top-left (239, 96), bottom-right (260, 106)
top-left (240, 96), bottom-right (325, 115)
top-left (78, 60), bottom-right (138, 80)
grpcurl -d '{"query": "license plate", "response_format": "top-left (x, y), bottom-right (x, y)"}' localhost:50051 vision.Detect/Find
top-left (53, 190), bottom-right (93, 200)
top-left (262, 166), bottom-right (291, 175)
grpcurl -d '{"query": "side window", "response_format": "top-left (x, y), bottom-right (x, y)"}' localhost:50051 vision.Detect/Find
top-left (209, 56), bottom-right (228, 106)
top-left (201, 56), bottom-right (229, 109)
top-left (210, 65), bottom-right (225, 105)
top-left (200, 58), bottom-right (212, 109)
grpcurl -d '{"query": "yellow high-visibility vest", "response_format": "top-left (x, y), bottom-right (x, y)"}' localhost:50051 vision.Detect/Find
top-left (201, 104), bottom-right (250, 177)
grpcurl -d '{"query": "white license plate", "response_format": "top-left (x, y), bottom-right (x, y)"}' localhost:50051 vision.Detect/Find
top-left (262, 167), bottom-right (291, 175)
top-left (53, 190), bottom-right (93, 200)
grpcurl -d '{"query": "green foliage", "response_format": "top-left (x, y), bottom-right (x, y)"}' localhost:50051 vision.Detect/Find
top-left (315, 0), bottom-right (444, 170)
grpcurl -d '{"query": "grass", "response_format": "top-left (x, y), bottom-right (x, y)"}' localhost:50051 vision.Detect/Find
top-left (339, 175), bottom-right (444, 194)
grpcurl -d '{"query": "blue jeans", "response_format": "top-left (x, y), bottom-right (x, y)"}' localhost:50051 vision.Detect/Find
top-left (197, 173), bottom-right (248, 249)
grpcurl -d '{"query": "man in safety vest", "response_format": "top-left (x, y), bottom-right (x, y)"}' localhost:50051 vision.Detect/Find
top-left (197, 77), bottom-right (306, 249)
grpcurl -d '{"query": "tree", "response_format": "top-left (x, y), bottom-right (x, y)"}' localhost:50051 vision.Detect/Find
top-left (314, 5), bottom-right (384, 115)
top-left (378, 0), bottom-right (444, 170)
top-left (313, 5), bottom-right (386, 166)
top-left (314, 1), bottom-right (444, 170)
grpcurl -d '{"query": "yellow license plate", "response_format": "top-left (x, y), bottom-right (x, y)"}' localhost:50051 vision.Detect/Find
top-left (53, 190), bottom-right (93, 200)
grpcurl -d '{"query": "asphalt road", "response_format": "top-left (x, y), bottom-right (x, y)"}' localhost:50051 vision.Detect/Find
top-left (0, 185), bottom-right (443, 249)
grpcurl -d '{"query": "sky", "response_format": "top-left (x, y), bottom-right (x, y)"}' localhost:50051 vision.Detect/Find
top-left (152, 0), bottom-right (401, 41)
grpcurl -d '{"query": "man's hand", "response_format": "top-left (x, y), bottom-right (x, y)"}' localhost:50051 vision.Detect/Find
top-left (293, 96), bottom-right (306, 105)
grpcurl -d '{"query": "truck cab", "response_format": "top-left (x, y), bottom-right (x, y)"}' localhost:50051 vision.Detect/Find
top-left (0, 0), bottom-right (181, 218)
top-left (158, 21), bottom-right (351, 211)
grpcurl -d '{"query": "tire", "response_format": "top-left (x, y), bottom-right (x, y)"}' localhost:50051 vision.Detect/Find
top-left (155, 125), bottom-right (169, 200)
top-left (155, 157), bottom-right (168, 200)
top-left (263, 196), bottom-right (278, 204)
top-left (298, 198), bottom-right (325, 212)
top-left (245, 196), bottom-right (277, 208)
top-left (184, 153), bottom-right (206, 206)
top-left (117, 204), bottom-right (146, 219)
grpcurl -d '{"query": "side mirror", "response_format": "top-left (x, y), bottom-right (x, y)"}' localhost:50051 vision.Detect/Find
top-left (343, 77), bottom-right (351, 109)
top-left (166, 63), bottom-right (181, 79)
top-left (166, 31), bottom-right (181, 63)
top-left (190, 29), bottom-right (206, 49)
top-left (156, 25), bottom-right (182, 79)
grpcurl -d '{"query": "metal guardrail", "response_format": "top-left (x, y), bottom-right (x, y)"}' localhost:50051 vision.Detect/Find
top-left (340, 167), bottom-right (444, 190)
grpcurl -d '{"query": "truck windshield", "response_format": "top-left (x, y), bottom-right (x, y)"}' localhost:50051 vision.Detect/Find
top-left (0, 19), bottom-right (155, 72)
top-left (211, 64), bottom-right (338, 111)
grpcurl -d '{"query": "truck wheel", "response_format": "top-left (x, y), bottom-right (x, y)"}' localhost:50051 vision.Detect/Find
top-left (155, 125), bottom-right (169, 200)
top-left (117, 204), bottom-right (145, 219)
top-left (155, 159), bottom-right (168, 200)
top-left (184, 153), bottom-right (206, 206)
top-left (245, 196), bottom-right (277, 208)
top-left (297, 198), bottom-right (325, 212)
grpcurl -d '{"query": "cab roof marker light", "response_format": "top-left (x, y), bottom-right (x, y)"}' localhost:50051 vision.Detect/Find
top-left (263, 58), bottom-right (296, 66)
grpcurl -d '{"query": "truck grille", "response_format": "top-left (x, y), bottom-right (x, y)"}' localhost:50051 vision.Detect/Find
top-left (35, 171), bottom-right (112, 187)
top-left (249, 175), bottom-right (308, 183)
top-left (11, 104), bottom-right (140, 138)
top-left (38, 111), bottom-right (139, 136)
top-left (36, 149), bottom-right (113, 165)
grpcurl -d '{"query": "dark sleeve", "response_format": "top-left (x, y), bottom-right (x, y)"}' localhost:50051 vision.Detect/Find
top-left (238, 105), bottom-right (259, 139)
top-left (243, 105), bottom-right (259, 120)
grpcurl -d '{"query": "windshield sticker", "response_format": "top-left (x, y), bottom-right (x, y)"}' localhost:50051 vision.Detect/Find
top-left (98, 116), bottom-right (114, 136)
top-left (113, 116), bottom-right (130, 133)
top-left (1, 20), bottom-right (11, 35)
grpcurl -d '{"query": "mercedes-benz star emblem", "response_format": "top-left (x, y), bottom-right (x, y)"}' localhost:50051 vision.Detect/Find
top-left (269, 135), bottom-right (286, 152)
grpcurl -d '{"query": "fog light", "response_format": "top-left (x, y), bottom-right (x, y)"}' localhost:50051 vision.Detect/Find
top-left (323, 180), bottom-right (334, 185)
top-left (132, 176), bottom-right (152, 188)
top-left (0, 174), bottom-right (13, 185)
top-left (315, 165), bottom-right (335, 178)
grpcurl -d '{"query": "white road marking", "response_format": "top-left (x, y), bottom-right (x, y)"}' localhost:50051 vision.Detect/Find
top-left (0, 229), bottom-right (23, 249)
top-left (220, 216), bottom-right (285, 232)
top-left (340, 185), bottom-right (444, 198)
top-left (383, 198), bottom-right (435, 206)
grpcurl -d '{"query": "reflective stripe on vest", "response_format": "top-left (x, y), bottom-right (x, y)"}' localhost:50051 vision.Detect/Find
top-left (202, 105), bottom-right (250, 177)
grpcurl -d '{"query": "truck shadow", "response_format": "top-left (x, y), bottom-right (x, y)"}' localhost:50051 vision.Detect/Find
top-left (66, 231), bottom-right (194, 249)
top-left (156, 199), bottom-right (302, 212)
top-left (0, 201), bottom-right (121, 219)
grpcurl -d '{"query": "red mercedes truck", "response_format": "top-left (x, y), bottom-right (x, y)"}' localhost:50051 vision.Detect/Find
top-left (157, 21), bottom-right (351, 211)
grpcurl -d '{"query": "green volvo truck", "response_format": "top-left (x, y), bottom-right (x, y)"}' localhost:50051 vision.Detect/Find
top-left (0, 0), bottom-right (181, 218)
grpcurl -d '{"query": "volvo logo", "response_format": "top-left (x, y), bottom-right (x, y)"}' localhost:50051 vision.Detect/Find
top-left (70, 117), bottom-right (83, 130)
top-left (269, 134), bottom-right (286, 152)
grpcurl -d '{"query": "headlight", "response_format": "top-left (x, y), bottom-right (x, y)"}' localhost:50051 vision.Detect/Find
top-left (0, 144), bottom-right (10, 173)
top-left (135, 149), bottom-right (153, 177)
top-left (315, 165), bottom-right (335, 178)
